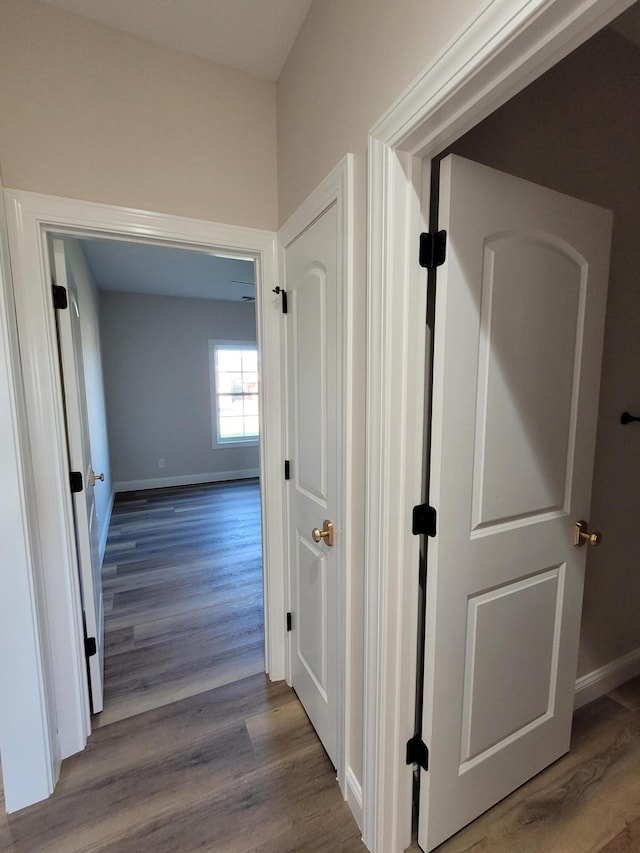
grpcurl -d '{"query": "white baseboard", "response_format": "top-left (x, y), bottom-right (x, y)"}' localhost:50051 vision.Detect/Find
top-left (345, 766), bottom-right (363, 832)
top-left (114, 469), bottom-right (260, 493)
top-left (574, 646), bottom-right (640, 710)
top-left (98, 490), bottom-right (115, 567)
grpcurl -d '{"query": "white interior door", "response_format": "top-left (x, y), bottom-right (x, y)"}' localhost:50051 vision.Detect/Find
top-left (284, 201), bottom-right (340, 767)
top-left (419, 155), bottom-right (612, 850)
top-left (51, 237), bottom-right (105, 714)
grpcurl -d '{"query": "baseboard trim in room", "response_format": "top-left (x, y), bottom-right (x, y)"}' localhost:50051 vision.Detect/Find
top-left (114, 469), bottom-right (260, 493)
top-left (574, 646), bottom-right (640, 710)
top-left (345, 766), bottom-right (364, 831)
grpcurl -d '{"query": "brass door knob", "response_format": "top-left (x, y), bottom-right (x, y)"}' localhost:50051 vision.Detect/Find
top-left (574, 520), bottom-right (601, 547)
top-left (88, 469), bottom-right (105, 487)
top-left (311, 519), bottom-right (334, 547)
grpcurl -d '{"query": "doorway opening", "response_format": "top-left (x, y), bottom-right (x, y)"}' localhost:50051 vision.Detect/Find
top-left (411, 3), bottom-right (640, 850)
top-left (52, 232), bottom-right (267, 725)
top-left (4, 193), bottom-right (286, 800)
top-left (363, 1), bottom-right (640, 851)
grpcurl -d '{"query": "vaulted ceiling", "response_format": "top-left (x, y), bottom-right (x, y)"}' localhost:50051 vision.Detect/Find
top-left (42, 0), bottom-right (313, 80)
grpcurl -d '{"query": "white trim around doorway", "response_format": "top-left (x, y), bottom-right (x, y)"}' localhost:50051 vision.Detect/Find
top-left (362, 1), bottom-right (635, 851)
top-left (3, 189), bottom-right (284, 808)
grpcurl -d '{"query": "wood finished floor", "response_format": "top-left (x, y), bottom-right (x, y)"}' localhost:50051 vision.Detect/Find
top-left (0, 481), bottom-right (364, 852)
top-left (4, 481), bottom-right (640, 850)
top-left (406, 675), bottom-right (640, 852)
top-left (98, 480), bottom-right (266, 726)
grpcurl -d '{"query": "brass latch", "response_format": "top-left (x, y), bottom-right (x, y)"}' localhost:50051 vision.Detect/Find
top-left (574, 520), bottom-right (602, 547)
top-left (312, 519), bottom-right (334, 547)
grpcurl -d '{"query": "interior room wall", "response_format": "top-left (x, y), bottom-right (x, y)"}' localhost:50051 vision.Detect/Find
top-left (443, 27), bottom-right (640, 679)
top-left (100, 290), bottom-right (258, 490)
top-left (277, 0), bottom-right (488, 792)
top-left (0, 0), bottom-right (278, 230)
top-left (63, 239), bottom-right (113, 562)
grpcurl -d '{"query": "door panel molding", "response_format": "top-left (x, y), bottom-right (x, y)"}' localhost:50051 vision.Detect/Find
top-left (278, 154), bottom-right (354, 799)
top-left (3, 189), bottom-right (283, 807)
top-left (363, 1), bottom-right (633, 851)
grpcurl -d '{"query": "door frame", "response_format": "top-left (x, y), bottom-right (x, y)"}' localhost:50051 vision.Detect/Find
top-left (361, 1), bottom-right (635, 851)
top-left (278, 155), bottom-right (355, 812)
top-left (2, 189), bottom-right (283, 805)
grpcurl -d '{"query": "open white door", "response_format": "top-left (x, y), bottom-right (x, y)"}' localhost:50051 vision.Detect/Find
top-left (283, 200), bottom-right (341, 768)
top-left (51, 237), bottom-right (105, 714)
top-left (418, 155), bottom-right (612, 850)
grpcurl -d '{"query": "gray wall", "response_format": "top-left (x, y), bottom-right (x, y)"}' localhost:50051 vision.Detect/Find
top-left (447, 27), bottom-right (640, 679)
top-left (100, 290), bottom-right (258, 489)
top-left (64, 239), bottom-right (113, 561)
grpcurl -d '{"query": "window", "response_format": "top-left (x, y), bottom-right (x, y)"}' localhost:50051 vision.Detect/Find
top-left (209, 341), bottom-right (259, 447)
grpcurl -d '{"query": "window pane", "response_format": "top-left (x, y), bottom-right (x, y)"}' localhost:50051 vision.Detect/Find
top-left (244, 416), bottom-right (259, 436)
top-left (242, 350), bottom-right (258, 372)
top-left (217, 372), bottom-right (243, 395)
top-left (219, 416), bottom-right (245, 439)
top-left (244, 395), bottom-right (259, 416)
top-left (218, 394), bottom-right (240, 418)
top-left (217, 349), bottom-right (243, 372)
top-left (242, 373), bottom-right (259, 394)
top-left (211, 343), bottom-right (259, 444)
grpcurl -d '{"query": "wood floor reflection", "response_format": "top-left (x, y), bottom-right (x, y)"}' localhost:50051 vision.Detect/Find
top-left (0, 481), bottom-right (364, 852)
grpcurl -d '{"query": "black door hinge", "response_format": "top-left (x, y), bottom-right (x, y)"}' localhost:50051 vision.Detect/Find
top-left (412, 503), bottom-right (436, 537)
top-left (284, 460), bottom-right (291, 480)
top-left (52, 283), bottom-right (68, 310)
top-left (273, 286), bottom-right (288, 314)
top-left (406, 735), bottom-right (429, 770)
top-left (419, 230), bottom-right (447, 270)
top-left (84, 636), bottom-right (97, 657)
top-left (70, 471), bottom-right (83, 493)
top-left (286, 612), bottom-right (292, 632)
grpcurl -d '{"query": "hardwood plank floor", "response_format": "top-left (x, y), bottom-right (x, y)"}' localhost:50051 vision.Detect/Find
top-left (405, 675), bottom-right (640, 852)
top-left (98, 481), bottom-right (265, 727)
top-left (0, 481), bottom-right (365, 852)
top-left (0, 675), bottom-right (364, 852)
top-left (6, 481), bottom-right (640, 851)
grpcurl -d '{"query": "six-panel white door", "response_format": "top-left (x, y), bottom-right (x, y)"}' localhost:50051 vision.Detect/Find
top-left (284, 201), bottom-right (340, 766)
top-left (51, 237), bottom-right (105, 714)
top-left (419, 155), bottom-right (612, 850)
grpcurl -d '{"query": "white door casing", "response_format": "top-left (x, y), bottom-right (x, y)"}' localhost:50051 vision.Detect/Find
top-left (51, 237), bottom-right (105, 714)
top-left (3, 189), bottom-right (282, 809)
top-left (363, 2), bottom-right (633, 851)
top-left (418, 154), bottom-right (611, 851)
top-left (0, 179), bottom-right (59, 813)
top-left (279, 155), bottom-right (353, 800)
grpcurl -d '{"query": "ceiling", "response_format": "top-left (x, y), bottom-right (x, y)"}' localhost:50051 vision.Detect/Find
top-left (42, 0), bottom-right (313, 81)
top-left (81, 239), bottom-right (256, 302)
top-left (55, 1), bottom-right (638, 304)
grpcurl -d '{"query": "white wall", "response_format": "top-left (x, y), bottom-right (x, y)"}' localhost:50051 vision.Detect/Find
top-left (100, 290), bottom-right (258, 489)
top-left (445, 27), bottom-right (640, 679)
top-left (63, 240), bottom-right (113, 560)
top-left (0, 0), bottom-right (278, 230)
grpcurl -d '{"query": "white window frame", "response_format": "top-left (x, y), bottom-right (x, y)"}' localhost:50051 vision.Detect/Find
top-left (209, 339), bottom-right (259, 448)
